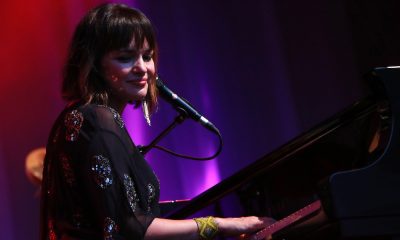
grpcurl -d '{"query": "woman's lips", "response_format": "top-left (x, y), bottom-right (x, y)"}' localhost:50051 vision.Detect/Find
top-left (128, 80), bottom-right (147, 87)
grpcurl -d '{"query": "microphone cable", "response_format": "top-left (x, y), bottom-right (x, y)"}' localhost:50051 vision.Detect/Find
top-left (150, 129), bottom-right (223, 161)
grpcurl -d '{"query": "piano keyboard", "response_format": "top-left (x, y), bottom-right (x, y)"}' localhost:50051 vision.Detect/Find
top-left (244, 200), bottom-right (322, 240)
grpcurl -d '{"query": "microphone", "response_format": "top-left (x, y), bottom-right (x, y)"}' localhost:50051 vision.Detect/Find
top-left (156, 77), bottom-right (219, 134)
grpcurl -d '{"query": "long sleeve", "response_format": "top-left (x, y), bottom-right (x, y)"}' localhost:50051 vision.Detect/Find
top-left (40, 104), bottom-right (160, 240)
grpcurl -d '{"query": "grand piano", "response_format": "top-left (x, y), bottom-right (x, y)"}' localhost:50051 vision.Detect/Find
top-left (163, 67), bottom-right (400, 239)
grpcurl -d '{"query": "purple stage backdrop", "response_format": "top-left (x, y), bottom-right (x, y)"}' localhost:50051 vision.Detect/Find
top-left (1, 0), bottom-right (400, 239)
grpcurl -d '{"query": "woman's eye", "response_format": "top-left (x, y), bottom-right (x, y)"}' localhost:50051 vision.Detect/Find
top-left (143, 54), bottom-right (153, 62)
top-left (116, 56), bottom-right (133, 63)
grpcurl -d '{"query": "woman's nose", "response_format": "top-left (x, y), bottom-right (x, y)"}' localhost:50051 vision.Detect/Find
top-left (132, 56), bottom-right (146, 72)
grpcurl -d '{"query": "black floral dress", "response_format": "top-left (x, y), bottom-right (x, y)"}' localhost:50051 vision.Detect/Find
top-left (40, 103), bottom-right (160, 240)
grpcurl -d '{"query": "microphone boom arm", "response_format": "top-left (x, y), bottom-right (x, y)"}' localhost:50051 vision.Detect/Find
top-left (138, 112), bottom-right (186, 156)
top-left (138, 77), bottom-right (223, 160)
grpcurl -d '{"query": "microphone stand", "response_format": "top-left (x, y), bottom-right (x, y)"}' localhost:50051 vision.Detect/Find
top-left (138, 110), bottom-right (187, 156)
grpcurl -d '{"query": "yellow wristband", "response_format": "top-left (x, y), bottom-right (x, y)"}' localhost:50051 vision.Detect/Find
top-left (193, 216), bottom-right (219, 240)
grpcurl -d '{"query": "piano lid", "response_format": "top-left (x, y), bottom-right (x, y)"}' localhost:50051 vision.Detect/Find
top-left (166, 67), bottom-right (399, 225)
top-left (325, 66), bottom-right (400, 225)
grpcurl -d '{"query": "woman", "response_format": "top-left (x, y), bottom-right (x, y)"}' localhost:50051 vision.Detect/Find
top-left (40, 3), bottom-right (273, 239)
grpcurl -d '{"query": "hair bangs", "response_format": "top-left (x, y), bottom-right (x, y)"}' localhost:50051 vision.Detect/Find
top-left (103, 8), bottom-right (156, 53)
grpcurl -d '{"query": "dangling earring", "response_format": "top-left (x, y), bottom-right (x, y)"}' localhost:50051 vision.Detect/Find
top-left (142, 100), bottom-right (151, 126)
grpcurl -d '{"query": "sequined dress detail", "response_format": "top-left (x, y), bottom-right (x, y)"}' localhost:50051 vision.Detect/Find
top-left (40, 104), bottom-right (160, 240)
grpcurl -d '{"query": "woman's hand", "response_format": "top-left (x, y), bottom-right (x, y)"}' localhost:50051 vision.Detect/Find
top-left (145, 216), bottom-right (275, 240)
top-left (215, 216), bottom-right (275, 237)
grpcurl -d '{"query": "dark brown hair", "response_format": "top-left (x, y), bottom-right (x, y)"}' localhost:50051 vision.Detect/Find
top-left (62, 3), bottom-right (158, 113)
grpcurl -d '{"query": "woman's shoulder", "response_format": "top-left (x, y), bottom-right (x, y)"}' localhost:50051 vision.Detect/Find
top-left (76, 104), bottom-right (125, 130)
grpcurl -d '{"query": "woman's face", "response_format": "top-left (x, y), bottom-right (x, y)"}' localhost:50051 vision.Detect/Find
top-left (101, 38), bottom-right (155, 107)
